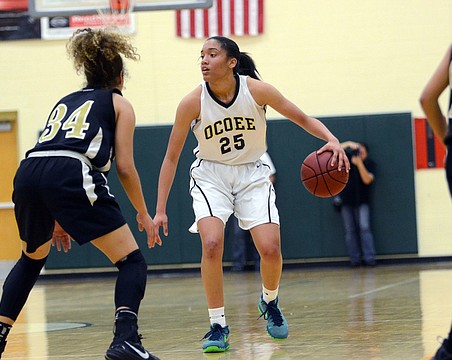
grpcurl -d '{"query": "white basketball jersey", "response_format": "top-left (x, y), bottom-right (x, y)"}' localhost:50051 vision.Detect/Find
top-left (191, 75), bottom-right (267, 165)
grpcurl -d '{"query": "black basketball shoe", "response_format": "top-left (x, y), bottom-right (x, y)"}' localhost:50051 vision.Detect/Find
top-left (105, 310), bottom-right (159, 360)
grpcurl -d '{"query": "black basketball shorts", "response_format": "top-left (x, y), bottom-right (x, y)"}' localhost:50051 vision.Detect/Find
top-left (13, 156), bottom-right (126, 253)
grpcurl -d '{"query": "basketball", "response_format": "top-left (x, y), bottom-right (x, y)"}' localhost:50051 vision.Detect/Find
top-left (301, 150), bottom-right (349, 198)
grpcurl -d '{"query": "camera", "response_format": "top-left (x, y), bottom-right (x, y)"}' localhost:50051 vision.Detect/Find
top-left (346, 148), bottom-right (360, 157)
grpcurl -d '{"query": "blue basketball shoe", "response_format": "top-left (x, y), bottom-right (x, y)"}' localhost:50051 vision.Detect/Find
top-left (201, 323), bottom-right (230, 353)
top-left (258, 296), bottom-right (289, 340)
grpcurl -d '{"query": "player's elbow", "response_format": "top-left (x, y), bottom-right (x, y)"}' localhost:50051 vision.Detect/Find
top-left (419, 92), bottom-right (435, 109)
top-left (116, 163), bottom-right (135, 180)
top-left (419, 93), bottom-right (427, 108)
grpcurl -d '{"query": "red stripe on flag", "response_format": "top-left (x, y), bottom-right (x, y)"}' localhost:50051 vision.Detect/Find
top-left (189, 10), bottom-right (196, 38)
top-left (203, 8), bottom-right (209, 37)
top-left (230, 0), bottom-right (235, 35)
top-left (258, 0), bottom-right (264, 33)
top-left (176, 10), bottom-right (182, 37)
top-left (244, 0), bottom-right (249, 34)
top-left (217, 0), bottom-right (223, 35)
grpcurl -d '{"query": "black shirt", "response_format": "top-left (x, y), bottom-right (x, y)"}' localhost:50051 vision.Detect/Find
top-left (340, 155), bottom-right (375, 206)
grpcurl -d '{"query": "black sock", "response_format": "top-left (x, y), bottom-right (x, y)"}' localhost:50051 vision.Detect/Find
top-left (114, 249), bottom-right (147, 314)
top-left (0, 252), bottom-right (47, 321)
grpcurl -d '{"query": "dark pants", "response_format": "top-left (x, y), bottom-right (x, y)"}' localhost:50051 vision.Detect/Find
top-left (340, 204), bottom-right (376, 265)
top-left (229, 217), bottom-right (260, 271)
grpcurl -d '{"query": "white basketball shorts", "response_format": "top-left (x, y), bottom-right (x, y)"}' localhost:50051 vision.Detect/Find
top-left (188, 158), bottom-right (280, 233)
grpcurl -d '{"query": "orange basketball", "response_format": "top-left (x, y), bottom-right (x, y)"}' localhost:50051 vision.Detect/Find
top-left (301, 150), bottom-right (349, 198)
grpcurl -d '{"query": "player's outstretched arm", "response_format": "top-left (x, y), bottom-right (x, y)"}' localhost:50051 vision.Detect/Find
top-left (248, 78), bottom-right (350, 172)
top-left (114, 94), bottom-right (161, 248)
top-left (155, 87), bottom-right (201, 240)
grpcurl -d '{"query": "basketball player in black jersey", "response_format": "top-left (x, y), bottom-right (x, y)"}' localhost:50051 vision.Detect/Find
top-left (0, 28), bottom-right (162, 360)
top-left (420, 43), bottom-right (452, 360)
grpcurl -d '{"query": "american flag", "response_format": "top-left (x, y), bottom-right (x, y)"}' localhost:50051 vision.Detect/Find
top-left (176, 0), bottom-right (264, 39)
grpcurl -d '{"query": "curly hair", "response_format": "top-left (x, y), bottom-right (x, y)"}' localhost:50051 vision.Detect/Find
top-left (66, 28), bottom-right (140, 89)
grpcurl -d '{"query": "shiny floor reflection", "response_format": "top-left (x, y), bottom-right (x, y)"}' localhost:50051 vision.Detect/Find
top-left (1, 261), bottom-right (452, 359)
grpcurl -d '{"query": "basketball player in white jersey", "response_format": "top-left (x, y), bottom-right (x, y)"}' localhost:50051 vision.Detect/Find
top-left (153, 36), bottom-right (349, 353)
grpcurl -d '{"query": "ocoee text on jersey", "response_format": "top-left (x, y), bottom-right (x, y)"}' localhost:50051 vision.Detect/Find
top-left (204, 116), bottom-right (256, 139)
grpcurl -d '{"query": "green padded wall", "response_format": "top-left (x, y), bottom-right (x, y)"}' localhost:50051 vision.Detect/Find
top-left (46, 113), bottom-right (417, 269)
top-left (266, 113), bottom-right (417, 260)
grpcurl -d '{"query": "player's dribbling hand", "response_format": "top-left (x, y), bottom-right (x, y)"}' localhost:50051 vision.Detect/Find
top-left (136, 212), bottom-right (162, 248)
top-left (153, 212), bottom-right (169, 240)
top-left (318, 140), bottom-right (350, 172)
top-left (52, 221), bottom-right (72, 253)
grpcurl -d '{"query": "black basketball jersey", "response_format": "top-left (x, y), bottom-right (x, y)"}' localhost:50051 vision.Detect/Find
top-left (27, 88), bottom-right (120, 172)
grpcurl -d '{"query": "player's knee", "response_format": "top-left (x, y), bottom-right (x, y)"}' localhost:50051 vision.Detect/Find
top-left (201, 237), bottom-right (223, 259)
top-left (114, 250), bottom-right (147, 313)
top-left (259, 243), bottom-right (281, 261)
top-left (115, 249), bottom-right (147, 282)
top-left (0, 252), bottom-right (47, 321)
top-left (23, 240), bottom-right (51, 260)
top-left (116, 249), bottom-right (147, 273)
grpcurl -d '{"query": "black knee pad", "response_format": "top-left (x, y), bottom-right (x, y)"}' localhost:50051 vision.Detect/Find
top-left (0, 252), bottom-right (47, 321)
top-left (114, 249), bottom-right (147, 314)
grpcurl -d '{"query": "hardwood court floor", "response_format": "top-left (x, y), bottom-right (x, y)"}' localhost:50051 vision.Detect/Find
top-left (2, 261), bottom-right (452, 360)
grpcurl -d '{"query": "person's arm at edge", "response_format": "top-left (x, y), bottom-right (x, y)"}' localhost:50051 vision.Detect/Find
top-left (340, 141), bottom-right (359, 150)
top-left (419, 43), bottom-right (451, 147)
top-left (353, 157), bottom-right (374, 185)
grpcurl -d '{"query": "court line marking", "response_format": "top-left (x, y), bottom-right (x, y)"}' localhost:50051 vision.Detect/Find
top-left (348, 277), bottom-right (418, 299)
top-left (11, 322), bottom-right (91, 334)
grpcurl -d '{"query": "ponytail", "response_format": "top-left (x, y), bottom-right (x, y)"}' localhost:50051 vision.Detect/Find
top-left (237, 52), bottom-right (261, 80)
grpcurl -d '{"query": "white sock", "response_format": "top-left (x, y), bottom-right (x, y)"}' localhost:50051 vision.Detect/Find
top-left (262, 285), bottom-right (279, 304)
top-left (208, 307), bottom-right (226, 327)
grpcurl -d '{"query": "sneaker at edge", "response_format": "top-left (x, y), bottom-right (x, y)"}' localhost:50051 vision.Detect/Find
top-left (258, 296), bottom-right (289, 340)
top-left (202, 323), bottom-right (230, 353)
